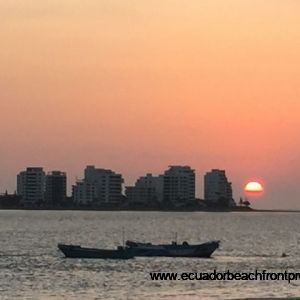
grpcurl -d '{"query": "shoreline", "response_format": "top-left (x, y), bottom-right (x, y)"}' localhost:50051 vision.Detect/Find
top-left (0, 207), bottom-right (299, 213)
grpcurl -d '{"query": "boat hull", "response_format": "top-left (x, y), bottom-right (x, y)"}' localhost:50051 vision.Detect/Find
top-left (126, 240), bottom-right (220, 258)
top-left (58, 244), bottom-right (134, 259)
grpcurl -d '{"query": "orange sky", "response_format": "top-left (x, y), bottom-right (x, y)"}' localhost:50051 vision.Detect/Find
top-left (0, 0), bottom-right (300, 208)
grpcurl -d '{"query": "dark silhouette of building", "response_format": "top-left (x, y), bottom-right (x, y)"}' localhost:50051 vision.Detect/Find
top-left (45, 171), bottom-right (67, 206)
top-left (163, 166), bottom-right (195, 207)
top-left (204, 169), bottom-right (235, 207)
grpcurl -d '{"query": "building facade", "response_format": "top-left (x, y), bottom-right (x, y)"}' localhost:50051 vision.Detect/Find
top-left (45, 171), bottom-right (67, 206)
top-left (163, 166), bottom-right (195, 206)
top-left (125, 173), bottom-right (164, 205)
top-left (72, 181), bottom-right (97, 204)
top-left (17, 167), bottom-right (46, 206)
top-left (72, 165), bottom-right (123, 205)
top-left (204, 169), bottom-right (235, 206)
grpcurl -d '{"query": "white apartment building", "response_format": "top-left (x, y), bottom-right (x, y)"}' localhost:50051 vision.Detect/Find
top-left (72, 165), bottom-right (123, 205)
top-left (17, 167), bottom-right (46, 205)
top-left (125, 173), bottom-right (164, 205)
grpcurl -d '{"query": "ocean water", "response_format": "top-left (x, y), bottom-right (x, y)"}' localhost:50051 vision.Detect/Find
top-left (0, 210), bottom-right (300, 299)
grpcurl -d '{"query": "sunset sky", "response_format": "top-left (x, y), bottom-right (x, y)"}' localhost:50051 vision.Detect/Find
top-left (1, 1), bottom-right (299, 209)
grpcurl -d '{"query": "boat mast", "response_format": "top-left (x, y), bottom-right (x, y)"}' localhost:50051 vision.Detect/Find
top-left (122, 227), bottom-right (125, 247)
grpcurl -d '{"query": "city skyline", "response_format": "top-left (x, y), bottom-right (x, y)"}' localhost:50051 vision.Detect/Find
top-left (0, 156), bottom-right (295, 210)
top-left (8, 164), bottom-right (227, 198)
top-left (1, 1), bottom-right (300, 209)
top-left (11, 165), bottom-right (237, 210)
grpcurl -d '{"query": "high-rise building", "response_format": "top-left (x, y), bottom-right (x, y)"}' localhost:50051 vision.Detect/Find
top-left (125, 173), bottom-right (164, 205)
top-left (72, 165), bottom-right (123, 205)
top-left (204, 169), bottom-right (235, 206)
top-left (163, 166), bottom-right (195, 206)
top-left (72, 181), bottom-right (97, 204)
top-left (45, 171), bottom-right (67, 206)
top-left (17, 167), bottom-right (45, 206)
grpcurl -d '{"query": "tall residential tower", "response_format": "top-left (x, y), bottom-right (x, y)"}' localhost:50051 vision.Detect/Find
top-left (17, 167), bottom-right (45, 206)
top-left (204, 169), bottom-right (235, 206)
top-left (45, 171), bottom-right (67, 206)
top-left (163, 166), bottom-right (195, 206)
top-left (72, 165), bottom-right (123, 205)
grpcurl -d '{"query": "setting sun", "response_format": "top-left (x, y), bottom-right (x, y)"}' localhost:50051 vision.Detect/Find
top-left (244, 181), bottom-right (264, 196)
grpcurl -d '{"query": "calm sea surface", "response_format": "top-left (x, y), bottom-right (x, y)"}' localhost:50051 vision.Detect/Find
top-left (0, 210), bottom-right (300, 299)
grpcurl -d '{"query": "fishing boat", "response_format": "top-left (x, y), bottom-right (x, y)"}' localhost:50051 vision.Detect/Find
top-left (57, 244), bottom-right (134, 259)
top-left (125, 240), bottom-right (220, 258)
